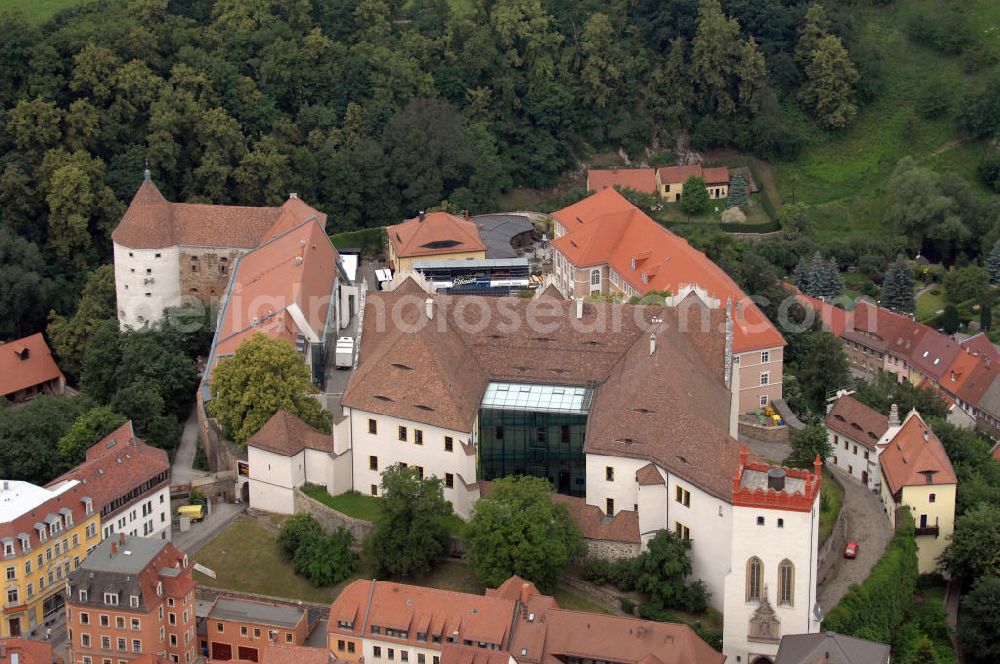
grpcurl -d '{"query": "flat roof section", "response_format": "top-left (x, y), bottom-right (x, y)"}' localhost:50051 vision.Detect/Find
top-left (81, 536), bottom-right (167, 575)
top-left (209, 597), bottom-right (306, 629)
top-left (480, 382), bottom-right (593, 414)
top-left (473, 214), bottom-right (534, 259)
top-left (412, 258), bottom-right (529, 270)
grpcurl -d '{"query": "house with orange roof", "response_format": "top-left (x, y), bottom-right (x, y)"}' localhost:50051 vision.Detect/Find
top-left (47, 421), bottom-right (171, 542)
top-left (876, 410), bottom-right (956, 574)
top-left (586, 168), bottom-right (658, 195)
top-left (387, 211), bottom-right (487, 271)
top-left (0, 638), bottom-right (56, 664)
top-left (657, 165), bottom-right (730, 201)
top-left (549, 188), bottom-right (785, 412)
top-left (0, 333), bottom-right (65, 403)
top-left (112, 172), bottom-right (333, 329)
top-left (824, 392), bottom-right (890, 489)
top-left (327, 577), bottom-right (724, 664)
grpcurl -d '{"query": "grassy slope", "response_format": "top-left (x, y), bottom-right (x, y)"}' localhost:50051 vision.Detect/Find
top-left (772, 0), bottom-right (1000, 243)
top-left (302, 485), bottom-right (468, 538)
top-left (6, 0), bottom-right (89, 23)
top-left (194, 516), bottom-right (610, 612)
top-left (819, 469), bottom-right (844, 544)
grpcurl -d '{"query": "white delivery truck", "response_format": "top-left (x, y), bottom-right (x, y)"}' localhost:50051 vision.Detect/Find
top-left (335, 337), bottom-right (354, 369)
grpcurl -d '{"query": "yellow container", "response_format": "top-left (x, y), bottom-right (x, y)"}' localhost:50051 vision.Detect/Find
top-left (177, 504), bottom-right (205, 522)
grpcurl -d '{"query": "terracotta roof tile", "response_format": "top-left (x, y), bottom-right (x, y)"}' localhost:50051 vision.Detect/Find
top-left (825, 396), bottom-right (888, 450)
top-left (958, 332), bottom-right (1000, 363)
top-left (550, 493), bottom-right (640, 543)
top-left (0, 333), bottom-right (64, 398)
top-left (388, 212), bottom-right (486, 259)
top-left (210, 218), bottom-right (339, 364)
top-left (879, 412), bottom-right (956, 494)
top-left (261, 643), bottom-right (332, 664)
top-left (657, 165), bottom-right (705, 184)
top-left (636, 464), bottom-right (665, 485)
top-left (345, 291), bottom-right (742, 500)
top-left (112, 180), bottom-right (325, 250)
top-left (247, 410), bottom-right (333, 456)
top-left (587, 168), bottom-right (658, 194)
top-left (535, 284), bottom-right (565, 300)
top-left (550, 189), bottom-right (783, 353)
top-left (46, 421), bottom-right (169, 516)
top-left (0, 638), bottom-right (54, 664)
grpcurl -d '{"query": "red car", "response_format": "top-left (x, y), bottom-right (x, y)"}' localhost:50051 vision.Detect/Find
top-left (844, 541), bottom-right (859, 559)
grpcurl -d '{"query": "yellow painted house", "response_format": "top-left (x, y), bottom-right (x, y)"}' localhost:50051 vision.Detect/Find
top-left (0, 480), bottom-right (100, 638)
top-left (387, 211), bottom-right (487, 272)
top-left (877, 411), bottom-right (957, 574)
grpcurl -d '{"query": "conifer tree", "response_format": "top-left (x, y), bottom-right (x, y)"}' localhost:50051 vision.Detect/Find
top-left (986, 240), bottom-right (1000, 284)
top-left (727, 171), bottom-right (749, 210)
top-left (882, 256), bottom-right (916, 313)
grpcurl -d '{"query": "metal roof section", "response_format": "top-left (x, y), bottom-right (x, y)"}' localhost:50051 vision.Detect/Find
top-left (480, 382), bottom-right (593, 414)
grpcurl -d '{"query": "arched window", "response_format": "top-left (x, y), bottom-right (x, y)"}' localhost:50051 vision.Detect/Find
top-left (778, 559), bottom-right (794, 606)
top-left (746, 557), bottom-right (763, 602)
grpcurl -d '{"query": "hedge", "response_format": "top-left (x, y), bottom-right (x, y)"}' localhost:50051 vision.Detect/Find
top-left (329, 227), bottom-right (386, 258)
top-left (823, 509), bottom-right (918, 643)
top-left (662, 219), bottom-right (781, 235)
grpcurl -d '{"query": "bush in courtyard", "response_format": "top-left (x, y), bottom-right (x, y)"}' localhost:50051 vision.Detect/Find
top-left (293, 527), bottom-right (358, 587)
top-left (278, 513), bottom-right (324, 560)
top-left (634, 531), bottom-right (707, 612)
top-left (365, 465), bottom-right (453, 578)
top-left (466, 476), bottom-right (585, 593)
top-left (581, 559), bottom-right (612, 585)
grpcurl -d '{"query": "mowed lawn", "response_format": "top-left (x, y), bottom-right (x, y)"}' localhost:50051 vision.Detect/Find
top-left (193, 516), bottom-right (612, 613)
top-left (302, 485), bottom-right (468, 538)
top-left (770, 0), bottom-right (1000, 242)
top-left (5, 0), bottom-right (89, 23)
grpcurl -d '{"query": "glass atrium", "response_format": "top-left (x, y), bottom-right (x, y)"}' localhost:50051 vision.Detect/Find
top-left (478, 382), bottom-right (593, 497)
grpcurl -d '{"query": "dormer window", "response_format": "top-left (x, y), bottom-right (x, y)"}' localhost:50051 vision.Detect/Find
top-left (104, 592), bottom-right (119, 606)
top-left (79, 589), bottom-right (87, 601)
top-left (156, 582), bottom-right (163, 597)
top-left (130, 595), bottom-right (140, 608)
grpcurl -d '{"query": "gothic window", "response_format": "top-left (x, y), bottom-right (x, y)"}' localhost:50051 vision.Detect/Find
top-left (746, 557), bottom-right (763, 602)
top-left (778, 560), bottom-right (794, 606)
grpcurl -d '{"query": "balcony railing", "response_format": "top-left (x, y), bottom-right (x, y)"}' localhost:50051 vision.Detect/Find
top-left (914, 525), bottom-right (940, 537)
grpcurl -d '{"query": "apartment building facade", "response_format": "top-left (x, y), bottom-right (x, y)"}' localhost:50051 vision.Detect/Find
top-left (0, 480), bottom-right (100, 639)
top-left (48, 421), bottom-right (171, 542)
top-left (204, 596), bottom-right (310, 661)
top-left (65, 536), bottom-right (196, 664)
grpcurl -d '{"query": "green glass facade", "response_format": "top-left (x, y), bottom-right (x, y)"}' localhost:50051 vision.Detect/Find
top-left (477, 408), bottom-right (588, 497)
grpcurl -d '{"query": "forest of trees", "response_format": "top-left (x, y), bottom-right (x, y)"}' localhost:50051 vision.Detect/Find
top-left (0, 0), bottom-right (875, 339)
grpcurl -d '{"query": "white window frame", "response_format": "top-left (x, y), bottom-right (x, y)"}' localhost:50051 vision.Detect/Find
top-left (761, 350), bottom-right (769, 363)
top-left (760, 372), bottom-right (769, 386)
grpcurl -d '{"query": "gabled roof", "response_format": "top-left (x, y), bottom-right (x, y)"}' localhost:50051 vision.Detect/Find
top-left (246, 410), bottom-right (332, 456)
top-left (657, 165), bottom-right (705, 184)
top-left (587, 168), bottom-right (657, 194)
top-left (0, 333), bottom-right (64, 398)
top-left (209, 217), bottom-right (339, 364)
top-left (0, 637), bottom-right (55, 664)
top-left (879, 412), bottom-right (957, 495)
top-left (958, 332), bottom-right (1000, 363)
top-left (112, 179), bottom-right (326, 250)
top-left (550, 188), bottom-right (784, 353)
top-left (345, 290), bottom-right (743, 501)
top-left (775, 632), bottom-right (890, 664)
top-left (46, 421), bottom-right (169, 514)
top-left (636, 463), bottom-right (666, 486)
top-left (535, 283), bottom-right (565, 300)
top-left (388, 212), bottom-right (486, 259)
top-left (825, 395), bottom-right (888, 450)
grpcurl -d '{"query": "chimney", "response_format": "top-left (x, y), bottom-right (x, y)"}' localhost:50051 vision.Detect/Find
top-left (425, 297), bottom-right (434, 320)
top-left (295, 256), bottom-right (303, 266)
top-left (520, 583), bottom-right (530, 605)
top-left (649, 332), bottom-right (657, 356)
top-left (767, 468), bottom-right (786, 492)
top-left (889, 403), bottom-right (899, 427)
top-left (289, 192), bottom-right (298, 199)
top-left (419, 210), bottom-right (426, 222)
top-left (575, 298), bottom-right (584, 320)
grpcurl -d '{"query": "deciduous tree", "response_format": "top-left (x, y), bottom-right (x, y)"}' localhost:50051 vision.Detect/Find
top-left (0, 395), bottom-right (93, 484)
top-left (679, 175), bottom-right (710, 214)
top-left (796, 331), bottom-right (849, 413)
top-left (57, 405), bottom-right (127, 466)
top-left (278, 513), bottom-right (324, 559)
top-left (960, 575), bottom-right (1000, 664)
top-left (365, 465), bottom-right (453, 578)
top-left (789, 421), bottom-right (832, 468)
top-left (294, 527), bottom-right (359, 587)
top-left (940, 503), bottom-right (1000, 582)
top-left (47, 265), bottom-right (117, 379)
top-left (943, 265), bottom-right (989, 304)
top-left (207, 334), bottom-right (330, 445)
top-left (466, 476), bottom-right (585, 593)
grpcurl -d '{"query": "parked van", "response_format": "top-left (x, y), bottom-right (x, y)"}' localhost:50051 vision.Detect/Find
top-left (176, 504), bottom-right (205, 522)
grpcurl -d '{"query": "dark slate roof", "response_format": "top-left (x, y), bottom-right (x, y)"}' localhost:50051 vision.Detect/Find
top-left (472, 214), bottom-right (534, 259)
top-left (775, 632), bottom-right (890, 664)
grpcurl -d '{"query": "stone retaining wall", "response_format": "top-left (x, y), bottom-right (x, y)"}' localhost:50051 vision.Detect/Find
top-left (196, 392), bottom-right (245, 474)
top-left (738, 420), bottom-right (790, 442)
top-left (817, 471), bottom-right (848, 587)
top-left (584, 539), bottom-right (641, 562)
top-left (560, 575), bottom-right (630, 614)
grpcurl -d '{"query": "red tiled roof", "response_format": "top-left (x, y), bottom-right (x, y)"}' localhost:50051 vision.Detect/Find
top-left (657, 165), bottom-right (705, 184)
top-left (879, 412), bottom-right (957, 495)
top-left (550, 188), bottom-right (784, 353)
top-left (825, 395), bottom-right (888, 450)
top-left (939, 349), bottom-right (982, 398)
top-left (329, 580), bottom-right (517, 649)
top-left (246, 410), bottom-right (332, 456)
top-left (388, 212), bottom-right (486, 259)
top-left (792, 289), bottom-right (848, 336)
top-left (46, 421), bottom-right (169, 516)
top-left (262, 644), bottom-right (332, 664)
top-left (959, 333), bottom-right (1000, 363)
top-left (441, 645), bottom-right (513, 664)
top-left (587, 168), bottom-right (657, 194)
top-left (702, 167), bottom-right (730, 185)
top-left (0, 333), bottom-right (64, 398)
top-left (636, 463), bottom-right (666, 485)
top-left (211, 218), bottom-right (339, 361)
top-left (112, 179), bottom-right (326, 250)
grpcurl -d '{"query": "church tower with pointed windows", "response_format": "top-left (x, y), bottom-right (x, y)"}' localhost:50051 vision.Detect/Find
top-left (722, 448), bottom-right (823, 664)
